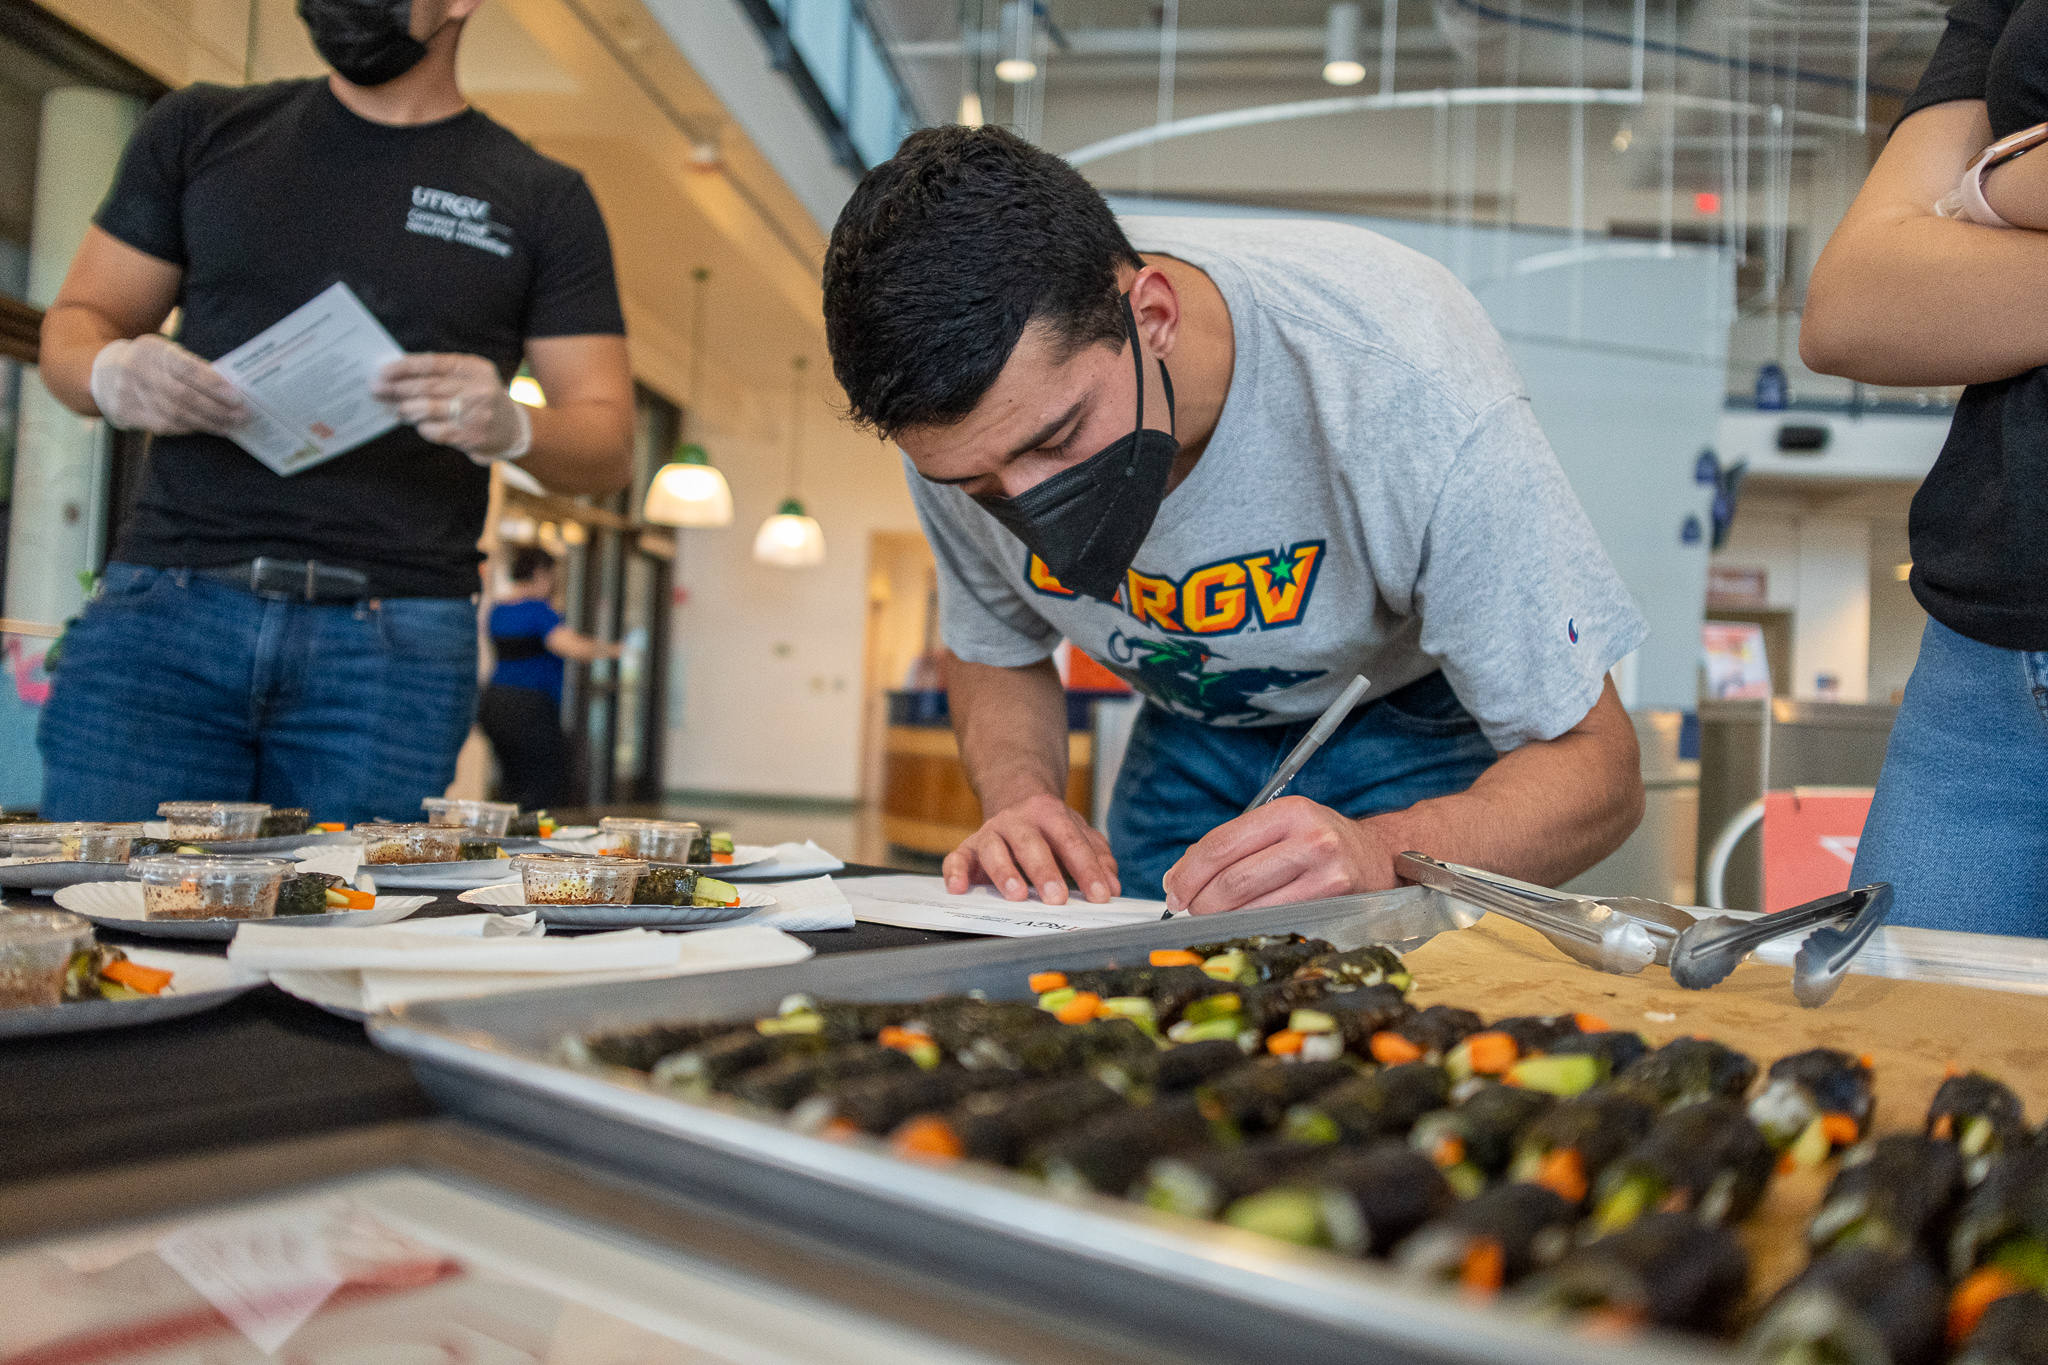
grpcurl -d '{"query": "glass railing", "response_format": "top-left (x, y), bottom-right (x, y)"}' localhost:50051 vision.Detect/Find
top-left (736, 0), bottom-right (919, 171)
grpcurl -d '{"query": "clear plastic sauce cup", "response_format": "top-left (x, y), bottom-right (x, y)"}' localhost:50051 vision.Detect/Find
top-left (0, 909), bottom-right (92, 1009)
top-left (156, 801), bottom-right (271, 841)
top-left (129, 854), bottom-right (289, 921)
top-left (4, 822), bottom-right (140, 864)
top-left (513, 854), bottom-right (646, 904)
top-left (354, 823), bottom-right (463, 865)
top-left (595, 818), bottom-right (701, 862)
top-left (420, 798), bottom-right (518, 836)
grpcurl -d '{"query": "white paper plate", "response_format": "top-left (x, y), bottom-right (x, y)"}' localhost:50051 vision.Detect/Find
top-left (457, 882), bottom-right (773, 927)
top-left (676, 844), bottom-right (776, 871)
top-left (0, 947), bottom-right (263, 1038)
top-left (349, 858), bottom-right (518, 891)
top-left (0, 858), bottom-right (135, 891)
top-left (52, 882), bottom-right (434, 941)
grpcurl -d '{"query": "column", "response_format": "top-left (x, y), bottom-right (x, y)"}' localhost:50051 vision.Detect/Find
top-left (4, 87), bottom-right (140, 626)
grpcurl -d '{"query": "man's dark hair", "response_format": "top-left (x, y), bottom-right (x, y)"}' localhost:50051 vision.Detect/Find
top-left (509, 546), bottom-right (555, 583)
top-left (823, 125), bottom-right (1143, 438)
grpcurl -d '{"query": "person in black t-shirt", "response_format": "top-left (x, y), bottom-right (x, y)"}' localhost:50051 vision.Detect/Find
top-left (1803, 0), bottom-right (2048, 937)
top-left (33, 0), bottom-right (632, 824)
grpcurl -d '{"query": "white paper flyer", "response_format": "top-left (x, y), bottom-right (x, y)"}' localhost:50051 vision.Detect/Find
top-left (212, 282), bottom-right (406, 476)
top-left (842, 873), bottom-right (1176, 936)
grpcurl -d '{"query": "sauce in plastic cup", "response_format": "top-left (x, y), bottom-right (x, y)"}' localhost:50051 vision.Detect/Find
top-left (421, 798), bottom-right (518, 836)
top-left (354, 823), bottom-right (464, 865)
top-left (156, 801), bottom-right (271, 841)
top-left (0, 909), bottom-right (92, 1009)
top-left (513, 853), bottom-right (646, 904)
top-left (129, 854), bottom-right (289, 921)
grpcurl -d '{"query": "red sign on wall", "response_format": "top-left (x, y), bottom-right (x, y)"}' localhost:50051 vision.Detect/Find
top-left (1761, 788), bottom-right (1874, 912)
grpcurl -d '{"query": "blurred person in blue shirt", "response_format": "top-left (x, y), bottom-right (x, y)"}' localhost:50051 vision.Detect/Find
top-left (478, 547), bottom-right (618, 810)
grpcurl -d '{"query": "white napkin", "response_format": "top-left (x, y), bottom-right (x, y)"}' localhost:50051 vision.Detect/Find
top-left (229, 923), bottom-right (682, 973)
top-left (292, 845), bottom-right (363, 882)
top-left (724, 840), bottom-right (847, 880)
top-left (841, 873), bottom-right (1172, 937)
top-left (717, 874), bottom-right (853, 931)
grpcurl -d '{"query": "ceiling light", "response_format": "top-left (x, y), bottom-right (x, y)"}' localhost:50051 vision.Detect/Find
top-left (753, 499), bottom-right (826, 568)
top-left (644, 444), bottom-right (734, 528)
top-left (1323, 3), bottom-right (1365, 86)
top-left (1613, 124), bottom-right (1633, 152)
top-left (958, 90), bottom-right (984, 126)
top-left (995, 57), bottom-right (1037, 83)
top-left (997, 0), bottom-right (1036, 83)
top-left (508, 375), bottom-right (546, 407)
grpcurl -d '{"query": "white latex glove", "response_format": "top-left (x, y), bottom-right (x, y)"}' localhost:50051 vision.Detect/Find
top-left (89, 335), bottom-right (249, 435)
top-left (373, 353), bottom-right (533, 464)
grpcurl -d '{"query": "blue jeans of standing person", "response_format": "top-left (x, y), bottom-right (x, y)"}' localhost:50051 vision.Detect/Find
top-left (1108, 670), bottom-right (1500, 902)
top-left (1850, 619), bottom-right (2048, 937)
top-left (38, 563), bottom-right (478, 826)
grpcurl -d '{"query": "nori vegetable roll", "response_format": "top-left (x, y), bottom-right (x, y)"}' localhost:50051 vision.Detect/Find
top-left (561, 1019), bottom-right (739, 1072)
top-left (1808, 1134), bottom-right (1968, 1256)
top-left (964, 1018), bottom-right (1155, 1077)
top-left (935, 1075), bottom-right (1127, 1164)
top-left (1314, 983), bottom-right (1415, 1050)
top-left (275, 872), bottom-right (342, 916)
top-left (506, 808), bottom-right (546, 837)
top-left (1411, 1082), bottom-right (1557, 1185)
top-left (1034, 1094), bottom-right (1229, 1195)
top-left (1955, 1293), bottom-right (2048, 1365)
top-left (1947, 1142), bottom-right (2048, 1282)
top-left (785, 1000), bottom-right (928, 1044)
top-left (1928, 1072), bottom-right (2030, 1183)
top-left (1283, 1063), bottom-right (1451, 1146)
top-left (1488, 1014), bottom-right (1583, 1053)
top-left (1294, 944), bottom-right (1411, 991)
top-left (1224, 1141), bottom-right (1454, 1257)
top-left (1243, 938), bottom-right (1333, 984)
top-left (1744, 1247), bottom-right (1946, 1365)
top-left (1195, 1057), bottom-right (1359, 1133)
top-left (457, 839), bottom-right (503, 862)
top-left (1749, 1048), bottom-right (1877, 1153)
top-left (1397, 1182), bottom-right (1577, 1293)
top-left (1395, 1004), bottom-right (1485, 1060)
top-left (728, 1043), bottom-right (917, 1111)
top-left (1143, 1139), bottom-right (1332, 1220)
top-left (634, 865), bottom-right (700, 906)
top-left (1094, 1038), bottom-right (1247, 1098)
top-left (913, 999), bottom-right (1050, 1053)
top-left (1590, 1098), bottom-right (1774, 1232)
top-left (1543, 1029), bottom-right (1651, 1079)
top-left (1509, 1087), bottom-right (1659, 1208)
top-left (1615, 1037), bottom-right (1759, 1111)
top-left (258, 808), bottom-right (310, 838)
top-left (649, 1029), bottom-right (828, 1092)
top-left (1522, 1211), bottom-right (1750, 1337)
top-left (1237, 976), bottom-right (1335, 1035)
top-left (790, 1065), bottom-right (1012, 1136)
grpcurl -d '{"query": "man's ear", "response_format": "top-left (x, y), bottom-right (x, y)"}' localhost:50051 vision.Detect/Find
top-left (1128, 265), bottom-right (1182, 361)
top-left (443, 0), bottom-right (487, 25)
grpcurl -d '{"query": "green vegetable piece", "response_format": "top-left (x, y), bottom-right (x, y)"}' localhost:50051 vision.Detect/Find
top-left (693, 876), bottom-right (739, 906)
top-left (1281, 1108), bottom-right (1342, 1146)
top-left (1289, 1008), bottom-right (1337, 1035)
top-left (1442, 1163), bottom-right (1486, 1199)
top-left (1507, 1054), bottom-right (1602, 1098)
top-left (1038, 987), bottom-right (1078, 1013)
top-left (1183, 993), bottom-right (1243, 1025)
top-left (1201, 949), bottom-right (1248, 982)
top-left (757, 1013), bottom-right (823, 1036)
top-left (1170, 1017), bottom-right (1245, 1044)
top-left (1591, 1173), bottom-right (1658, 1237)
top-left (1223, 1188), bottom-right (1326, 1247)
top-left (1783, 1115), bottom-right (1833, 1170)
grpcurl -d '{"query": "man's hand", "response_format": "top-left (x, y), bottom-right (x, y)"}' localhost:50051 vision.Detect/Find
top-left (943, 791), bottom-right (1121, 905)
top-left (374, 353), bottom-right (530, 462)
top-left (1162, 796), bottom-right (1400, 914)
top-left (89, 334), bottom-right (248, 435)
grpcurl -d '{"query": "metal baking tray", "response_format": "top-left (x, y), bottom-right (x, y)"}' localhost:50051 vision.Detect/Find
top-left (372, 887), bottom-right (1719, 1365)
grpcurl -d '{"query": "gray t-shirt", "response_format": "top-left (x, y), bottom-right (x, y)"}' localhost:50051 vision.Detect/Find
top-left (907, 216), bottom-right (1647, 752)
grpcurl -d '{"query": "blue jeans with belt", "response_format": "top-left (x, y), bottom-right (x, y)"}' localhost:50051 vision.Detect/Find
top-left (38, 563), bottom-right (479, 826)
top-left (1107, 670), bottom-right (1500, 901)
top-left (1850, 619), bottom-right (2048, 937)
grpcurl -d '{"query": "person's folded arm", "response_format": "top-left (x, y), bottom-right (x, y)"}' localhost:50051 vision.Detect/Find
top-left (1803, 101), bottom-right (2048, 387)
top-left (1160, 679), bottom-right (1643, 914)
top-left (513, 333), bottom-right (634, 494)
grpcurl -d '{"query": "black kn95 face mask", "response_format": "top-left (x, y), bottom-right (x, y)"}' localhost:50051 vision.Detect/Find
top-left (300, 0), bottom-right (431, 87)
top-left (973, 295), bottom-right (1179, 603)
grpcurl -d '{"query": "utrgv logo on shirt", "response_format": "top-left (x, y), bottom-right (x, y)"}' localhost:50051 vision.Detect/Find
top-left (406, 186), bottom-right (513, 258)
top-left (1027, 540), bottom-right (1327, 637)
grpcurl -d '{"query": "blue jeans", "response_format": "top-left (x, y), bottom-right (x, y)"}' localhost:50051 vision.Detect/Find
top-left (1107, 670), bottom-right (1499, 901)
top-left (1850, 619), bottom-right (2048, 937)
top-left (38, 563), bottom-right (479, 826)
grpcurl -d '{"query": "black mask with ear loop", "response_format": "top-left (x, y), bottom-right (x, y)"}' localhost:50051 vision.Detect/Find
top-left (299, 0), bottom-right (431, 87)
top-left (973, 294), bottom-right (1179, 603)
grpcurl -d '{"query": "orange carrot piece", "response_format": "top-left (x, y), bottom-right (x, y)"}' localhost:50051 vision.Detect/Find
top-left (1459, 1238), bottom-right (1506, 1297)
top-left (100, 959), bottom-right (173, 995)
top-left (1370, 1032), bottom-right (1424, 1065)
top-left (1533, 1148), bottom-right (1588, 1204)
top-left (1574, 1012), bottom-right (1610, 1034)
top-left (1266, 1030), bottom-right (1306, 1056)
top-left (1932, 1114), bottom-right (1955, 1141)
top-left (891, 1116), bottom-right (964, 1161)
top-left (1028, 971), bottom-right (1068, 993)
top-left (1579, 1307), bottom-right (1646, 1340)
top-left (714, 853), bottom-right (734, 864)
top-left (1149, 949), bottom-right (1203, 967)
top-left (1949, 1267), bottom-right (2025, 1347)
top-left (329, 887), bottom-right (375, 909)
top-left (1858, 1053), bottom-right (1876, 1071)
top-left (1821, 1113), bottom-right (1861, 1147)
top-left (1055, 992), bottom-right (1103, 1025)
top-left (1432, 1135), bottom-right (1467, 1169)
top-left (1777, 1152), bottom-right (1800, 1176)
top-left (1465, 1031), bottom-right (1519, 1076)
top-left (877, 1025), bottom-right (929, 1054)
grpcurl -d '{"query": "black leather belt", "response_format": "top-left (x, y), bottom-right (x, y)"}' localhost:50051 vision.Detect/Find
top-left (193, 556), bottom-right (372, 603)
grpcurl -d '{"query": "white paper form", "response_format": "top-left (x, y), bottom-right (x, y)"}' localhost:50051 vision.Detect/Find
top-left (212, 282), bottom-right (406, 476)
top-left (842, 873), bottom-right (1177, 937)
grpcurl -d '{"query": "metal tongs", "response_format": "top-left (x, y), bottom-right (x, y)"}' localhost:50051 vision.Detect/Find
top-left (1395, 852), bottom-right (1893, 1006)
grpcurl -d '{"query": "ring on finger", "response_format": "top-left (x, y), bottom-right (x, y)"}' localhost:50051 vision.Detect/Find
top-left (448, 395), bottom-right (463, 425)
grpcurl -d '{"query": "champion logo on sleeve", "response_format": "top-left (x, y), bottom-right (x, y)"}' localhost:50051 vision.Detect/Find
top-left (1568, 618), bottom-right (1579, 644)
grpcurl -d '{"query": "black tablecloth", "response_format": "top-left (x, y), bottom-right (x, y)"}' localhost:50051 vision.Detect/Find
top-left (0, 865), bottom-right (982, 1184)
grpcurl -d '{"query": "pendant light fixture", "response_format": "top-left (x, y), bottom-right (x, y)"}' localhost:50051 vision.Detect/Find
top-left (753, 356), bottom-right (826, 568)
top-left (643, 267), bottom-right (735, 528)
top-left (995, 0), bottom-right (1037, 84)
top-left (1322, 3), bottom-right (1367, 85)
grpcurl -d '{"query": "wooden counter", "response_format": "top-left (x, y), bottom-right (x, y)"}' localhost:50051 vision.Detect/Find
top-left (882, 724), bottom-right (1093, 856)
